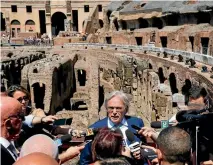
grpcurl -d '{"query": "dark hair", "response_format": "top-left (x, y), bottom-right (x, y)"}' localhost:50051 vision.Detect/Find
top-left (189, 86), bottom-right (207, 100)
top-left (92, 128), bottom-right (123, 162)
top-left (1, 84), bottom-right (6, 92)
top-left (7, 84), bottom-right (30, 99)
top-left (97, 157), bottom-right (131, 165)
top-left (156, 127), bottom-right (191, 164)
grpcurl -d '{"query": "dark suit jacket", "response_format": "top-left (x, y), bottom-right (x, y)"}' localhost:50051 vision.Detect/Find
top-left (79, 115), bottom-right (144, 165)
top-left (0, 144), bottom-right (16, 165)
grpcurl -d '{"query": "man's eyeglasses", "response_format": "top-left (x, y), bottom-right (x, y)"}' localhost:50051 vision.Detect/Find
top-left (17, 96), bottom-right (29, 103)
top-left (8, 112), bottom-right (25, 121)
top-left (107, 106), bottom-right (124, 112)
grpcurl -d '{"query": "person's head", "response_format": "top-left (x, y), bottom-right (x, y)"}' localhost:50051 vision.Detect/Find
top-left (92, 128), bottom-right (123, 162)
top-left (14, 152), bottom-right (59, 165)
top-left (104, 91), bottom-right (129, 125)
top-left (7, 85), bottom-right (30, 113)
top-left (156, 127), bottom-right (191, 165)
top-left (0, 96), bottom-right (24, 140)
top-left (188, 86), bottom-right (207, 105)
top-left (20, 134), bottom-right (58, 160)
top-left (94, 157), bottom-right (131, 165)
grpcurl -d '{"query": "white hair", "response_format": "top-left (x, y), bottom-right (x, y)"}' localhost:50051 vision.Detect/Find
top-left (104, 91), bottom-right (129, 113)
top-left (20, 134), bottom-right (58, 160)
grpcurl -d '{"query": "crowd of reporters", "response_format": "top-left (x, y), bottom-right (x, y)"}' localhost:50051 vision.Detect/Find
top-left (0, 84), bottom-right (212, 165)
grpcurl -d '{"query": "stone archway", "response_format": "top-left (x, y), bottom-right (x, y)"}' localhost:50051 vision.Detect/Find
top-left (25, 20), bottom-right (35, 32)
top-left (51, 12), bottom-right (67, 36)
top-left (11, 20), bottom-right (21, 38)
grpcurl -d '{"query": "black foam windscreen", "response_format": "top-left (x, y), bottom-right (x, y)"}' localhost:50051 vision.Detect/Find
top-left (114, 128), bottom-right (123, 138)
top-left (150, 121), bottom-right (161, 129)
top-left (60, 134), bottom-right (72, 143)
top-left (125, 129), bottom-right (135, 143)
top-left (176, 110), bottom-right (188, 122)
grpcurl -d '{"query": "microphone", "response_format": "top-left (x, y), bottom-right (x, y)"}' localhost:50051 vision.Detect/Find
top-left (125, 129), bottom-right (140, 153)
top-left (150, 121), bottom-right (176, 129)
top-left (54, 134), bottom-right (72, 147)
top-left (83, 128), bottom-right (100, 140)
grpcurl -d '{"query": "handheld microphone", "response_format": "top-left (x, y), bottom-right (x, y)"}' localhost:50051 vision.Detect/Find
top-left (54, 134), bottom-right (72, 147)
top-left (83, 128), bottom-right (100, 140)
top-left (125, 129), bottom-right (140, 153)
top-left (150, 121), bottom-right (176, 129)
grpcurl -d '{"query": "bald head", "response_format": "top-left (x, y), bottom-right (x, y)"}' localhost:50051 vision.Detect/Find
top-left (20, 134), bottom-right (58, 159)
top-left (0, 96), bottom-right (22, 121)
top-left (14, 152), bottom-right (59, 165)
top-left (0, 96), bottom-right (23, 139)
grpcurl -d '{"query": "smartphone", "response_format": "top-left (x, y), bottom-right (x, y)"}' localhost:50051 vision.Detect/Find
top-left (53, 118), bottom-right (72, 126)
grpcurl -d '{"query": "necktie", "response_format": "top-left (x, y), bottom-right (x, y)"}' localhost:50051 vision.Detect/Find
top-left (7, 143), bottom-right (18, 159)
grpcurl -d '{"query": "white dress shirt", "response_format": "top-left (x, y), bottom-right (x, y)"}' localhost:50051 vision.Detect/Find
top-left (0, 137), bottom-right (18, 161)
top-left (107, 118), bottom-right (131, 147)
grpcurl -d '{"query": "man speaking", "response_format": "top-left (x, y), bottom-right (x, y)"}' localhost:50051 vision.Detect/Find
top-left (80, 91), bottom-right (145, 164)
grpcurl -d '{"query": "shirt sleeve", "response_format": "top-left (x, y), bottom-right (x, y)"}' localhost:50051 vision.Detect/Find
top-left (23, 115), bottom-right (34, 128)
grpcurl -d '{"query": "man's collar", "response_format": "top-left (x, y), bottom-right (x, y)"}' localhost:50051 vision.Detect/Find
top-left (0, 137), bottom-right (11, 148)
top-left (108, 117), bottom-right (128, 129)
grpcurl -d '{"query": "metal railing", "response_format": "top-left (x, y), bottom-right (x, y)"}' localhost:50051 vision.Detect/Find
top-left (64, 43), bottom-right (213, 66)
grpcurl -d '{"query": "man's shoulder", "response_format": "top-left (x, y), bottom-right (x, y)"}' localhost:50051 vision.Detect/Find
top-left (89, 117), bottom-right (108, 128)
top-left (125, 115), bottom-right (143, 121)
top-left (125, 115), bottom-right (144, 126)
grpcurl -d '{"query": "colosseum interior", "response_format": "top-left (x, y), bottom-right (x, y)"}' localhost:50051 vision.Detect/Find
top-left (1, 1), bottom-right (213, 129)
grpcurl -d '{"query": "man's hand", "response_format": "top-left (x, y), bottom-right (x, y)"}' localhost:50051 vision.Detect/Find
top-left (41, 115), bottom-right (58, 123)
top-left (201, 160), bottom-right (213, 165)
top-left (138, 127), bottom-right (158, 141)
top-left (132, 149), bottom-right (141, 160)
top-left (59, 145), bottom-right (85, 163)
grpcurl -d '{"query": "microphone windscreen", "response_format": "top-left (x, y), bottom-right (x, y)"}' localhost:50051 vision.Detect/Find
top-left (60, 134), bottom-right (72, 143)
top-left (150, 121), bottom-right (161, 129)
top-left (114, 128), bottom-right (123, 137)
top-left (176, 110), bottom-right (188, 122)
top-left (125, 129), bottom-right (135, 143)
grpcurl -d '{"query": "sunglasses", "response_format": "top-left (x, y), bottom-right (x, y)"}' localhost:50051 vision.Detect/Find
top-left (17, 96), bottom-right (29, 103)
top-left (8, 112), bottom-right (25, 121)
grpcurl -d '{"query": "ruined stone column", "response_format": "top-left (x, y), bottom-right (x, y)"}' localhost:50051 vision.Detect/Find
top-left (66, 0), bottom-right (72, 31)
top-left (45, 0), bottom-right (52, 39)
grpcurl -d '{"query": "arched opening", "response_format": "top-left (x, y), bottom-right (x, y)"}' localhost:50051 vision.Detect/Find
top-left (11, 20), bottom-right (21, 38)
top-left (107, 10), bottom-right (112, 23)
top-left (99, 19), bottom-right (104, 28)
top-left (77, 69), bottom-right (86, 86)
top-left (32, 83), bottom-right (45, 109)
top-left (169, 73), bottom-right (178, 94)
top-left (71, 101), bottom-right (88, 110)
top-left (138, 18), bottom-right (149, 28)
top-left (25, 20), bottom-right (35, 32)
top-left (152, 17), bottom-right (163, 29)
top-left (149, 63), bottom-right (153, 69)
top-left (33, 68), bottom-right (38, 73)
top-left (121, 20), bottom-right (127, 30)
top-left (1, 12), bottom-right (6, 31)
top-left (51, 12), bottom-right (66, 36)
top-left (167, 14), bottom-right (178, 26)
top-left (113, 19), bottom-right (119, 31)
top-left (158, 67), bottom-right (165, 83)
top-left (181, 79), bottom-right (192, 105)
top-left (98, 85), bottom-right (105, 112)
top-left (197, 12), bottom-right (210, 24)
